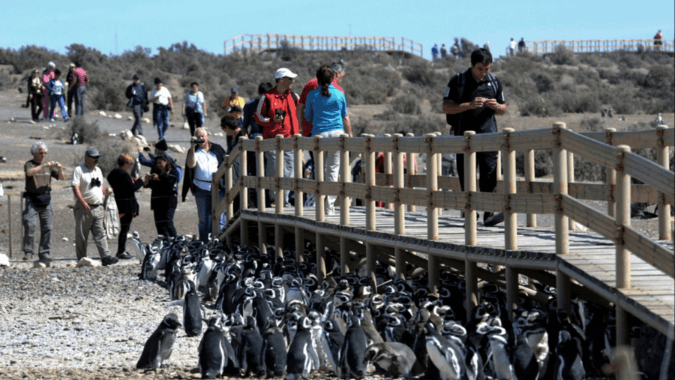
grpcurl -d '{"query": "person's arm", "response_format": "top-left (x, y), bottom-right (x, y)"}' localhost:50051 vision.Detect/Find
top-left (182, 94), bottom-right (186, 116)
top-left (442, 98), bottom-right (487, 114)
top-left (187, 143), bottom-right (197, 169)
top-left (52, 164), bottom-right (65, 181)
top-left (254, 94), bottom-right (277, 129)
top-left (72, 186), bottom-right (91, 212)
top-left (168, 92), bottom-right (174, 114)
top-left (343, 115), bottom-right (353, 137)
top-left (201, 93), bottom-right (207, 117)
top-left (26, 161), bottom-right (56, 177)
top-left (484, 99), bottom-right (507, 115)
top-left (296, 103), bottom-right (305, 135)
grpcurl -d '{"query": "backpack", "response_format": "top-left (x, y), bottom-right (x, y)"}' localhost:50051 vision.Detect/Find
top-left (445, 72), bottom-right (499, 131)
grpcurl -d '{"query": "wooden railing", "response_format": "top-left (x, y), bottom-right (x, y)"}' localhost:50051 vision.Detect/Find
top-left (212, 125), bottom-right (674, 342)
top-left (525, 38), bottom-right (674, 55)
top-left (224, 34), bottom-right (424, 57)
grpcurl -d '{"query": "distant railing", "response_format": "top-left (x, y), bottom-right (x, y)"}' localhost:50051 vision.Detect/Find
top-left (526, 38), bottom-right (674, 55)
top-left (224, 34), bottom-right (424, 57)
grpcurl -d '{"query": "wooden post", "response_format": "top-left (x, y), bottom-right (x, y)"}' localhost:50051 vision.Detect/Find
top-left (656, 126), bottom-right (671, 241)
top-left (255, 136), bottom-right (267, 254)
top-left (567, 133), bottom-right (576, 230)
top-left (383, 134), bottom-right (393, 210)
top-left (406, 133), bottom-right (416, 212)
top-left (605, 128), bottom-right (616, 217)
top-left (340, 134), bottom-right (351, 274)
top-left (553, 122), bottom-right (570, 313)
top-left (496, 150), bottom-right (502, 181)
top-left (294, 134), bottom-right (303, 217)
top-left (365, 135), bottom-right (376, 231)
top-left (275, 135), bottom-right (284, 216)
top-left (240, 137), bottom-right (249, 246)
top-left (426, 133), bottom-right (439, 293)
top-left (8, 195), bottom-right (12, 259)
top-left (226, 163), bottom-right (233, 224)
top-left (435, 132), bottom-right (443, 216)
top-left (503, 128), bottom-right (517, 251)
top-left (505, 266), bottom-right (518, 322)
top-left (525, 149), bottom-right (537, 227)
top-left (393, 134), bottom-right (405, 280)
top-left (314, 136), bottom-right (325, 222)
top-left (464, 131), bottom-right (477, 246)
top-left (616, 145), bottom-right (631, 290)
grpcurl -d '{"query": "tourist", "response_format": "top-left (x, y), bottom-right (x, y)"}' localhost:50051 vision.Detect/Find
top-left (182, 82), bottom-right (207, 137)
top-left (222, 87), bottom-right (245, 117)
top-left (41, 62), bottom-right (55, 120)
top-left (518, 38), bottom-right (526, 53)
top-left (22, 141), bottom-right (64, 263)
top-left (440, 44), bottom-right (448, 58)
top-left (431, 44), bottom-right (439, 60)
top-left (45, 69), bottom-right (69, 122)
top-left (442, 48), bottom-right (507, 226)
top-left (71, 148), bottom-right (119, 266)
top-left (304, 65), bottom-right (352, 215)
top-left (107, 153), bottom-right (146, 259)
top-left (66, 64), bottom-right (76, 118)
top-left (509, 38), bottom-right (517, 56)
top-left (144, 153), bottom-right (179, 238)
top-left (71, 62), bottom-right (89, 116)
top-left (242, 82), bottom-right (274, 208)
top-left (28, 69), bottom-right (44, 122)
top-left (126, 74), bottom-right (148, 136)
top-left (148, 78), bottom-right (173, 141)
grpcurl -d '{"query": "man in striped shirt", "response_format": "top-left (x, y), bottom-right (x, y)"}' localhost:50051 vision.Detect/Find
top-left (72, 62), bottom-right (89, 116)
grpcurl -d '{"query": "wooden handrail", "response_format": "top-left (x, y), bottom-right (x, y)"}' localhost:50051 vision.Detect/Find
top-left (524, 38), bottom-right (674, 55)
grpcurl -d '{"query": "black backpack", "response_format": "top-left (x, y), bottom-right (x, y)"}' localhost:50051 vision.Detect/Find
top-left (445, 72), bottom-right (499, 131)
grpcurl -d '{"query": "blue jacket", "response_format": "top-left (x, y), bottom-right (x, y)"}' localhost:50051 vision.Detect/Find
top-left (45, 79), bottom-right (64, 97)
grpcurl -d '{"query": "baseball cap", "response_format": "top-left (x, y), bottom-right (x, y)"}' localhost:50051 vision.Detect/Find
top-left (69, 63), bottom-right (76, 68)
top-left (231, 87), bottom-right (238, 93)
top-left (274, 68), bottom-right (298, 80)
top-left (132, 74), bottom-right (139, 80)
top-left (154, 77), bottom-right (162, 84)
top-left (47, 62), bottom-right (56, 68)
top-left (85, 148), bottom-right (100, 158)
top-left (155, 139), bottom-right (168, 151)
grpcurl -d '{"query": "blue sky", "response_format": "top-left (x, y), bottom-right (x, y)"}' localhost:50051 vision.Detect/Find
top-left (1, 0), bottom-right (672, 58)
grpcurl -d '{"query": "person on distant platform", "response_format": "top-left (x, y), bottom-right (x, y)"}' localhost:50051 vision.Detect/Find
top-left (148, 78), bottom-right (173, 141)
top-left (509, 38), bottom-right (517, 56)
top-left (654, 29), bottom-right (663, 49)
top-left (107, 153), bottom-right (147, 259)
top-left (304, 65), bottom-right (352, 215)
top-left (518, 38), bottom-right (526, 53)
top-left (431, 43), bottom-right (439, 60)
top-left (182, 82), bottom-right (207, 137)
top-left (442, 48), bottom-right (507, 227)
top-left (440, 44), bottom-right (448, 58)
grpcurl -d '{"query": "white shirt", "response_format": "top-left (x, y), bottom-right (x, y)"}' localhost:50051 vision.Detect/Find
top-left (510, 40), bottom-right (517, 50)
top-left (151, 86), bottom-right (172, 105)
top-left (193, 148), bottom-right (219, 191)
top-left (71, 164), bottom-right (105, 205)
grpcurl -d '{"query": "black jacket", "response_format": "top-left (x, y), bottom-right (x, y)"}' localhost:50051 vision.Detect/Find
top-left (146, 165), bottom-right (179, 210)
top-left (107, 168), bottom-right (144, 216)
top-left (181, 142), bottom-right (226, 202)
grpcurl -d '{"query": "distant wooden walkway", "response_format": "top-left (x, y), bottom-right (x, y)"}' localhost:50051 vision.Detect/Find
top-left (526, 38), bottom-right (674, 55)
top-left (213, 123), bottom-right (674, 346)
top-left (235, 205), bottom-right (674, 340)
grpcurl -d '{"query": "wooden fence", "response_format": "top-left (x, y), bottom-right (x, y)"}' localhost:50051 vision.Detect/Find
top-left (526, 38), bottom-right (674, 55)
top-left (224, 34), bottom-right (423, 57)
top-left (212, 124), bottom-right (674, 343)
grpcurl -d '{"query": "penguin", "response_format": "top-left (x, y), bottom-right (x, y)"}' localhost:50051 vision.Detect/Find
top-left (198, 315), bottom-right (239, 379)
top-left (141, 244), bottom-right (160, 281)
top-left (364, 342), bottom-right (417, 378)
top-left (323, 318), bottom-right (344, 368)
top-left (308, 310), bottom-right (335, 373)
top-left (261, 317), bottom-right (288, 378)
top-left (360, 308), bottom-right (384, 346)
top-left (512, 333), bottom-right (539, 380)
top-left (137, 313), bottom-right (181, 369)
top-left (553, 330), bottom-right (585, 380)
top-left (424, 321), bottom-right (467, 380)
top-left (339, 314), bottom-right (368, 379)
top-left (183, 280), bottom-right (203, 337)
top-left (286, 316), bottom-right (319, 380)
top-left (239, 315), bottom-right (266, 377)
top-left (487, 330), bottom-right (516, 380)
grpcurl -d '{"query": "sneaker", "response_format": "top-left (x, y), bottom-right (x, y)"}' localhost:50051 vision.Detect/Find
top-left (101, 255), bottom-right (119, 266)
top-left (22, 253), bottom-right (33, 261)
top-left (49, 118), bottom-right (55, 122)
top-left (116, 252), bottom-right (134, 260)
top-left (64, 117), bottom-right (69, 122)
top-left (483, 212), bottom-right (505, 227)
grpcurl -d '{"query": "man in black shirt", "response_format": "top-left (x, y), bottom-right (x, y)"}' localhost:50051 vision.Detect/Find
top-left (442, 48), bottom-right (507, 226)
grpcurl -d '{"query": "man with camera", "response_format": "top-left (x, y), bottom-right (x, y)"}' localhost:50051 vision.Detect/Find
top-left (22, 141), bottom-right (64, 263)
top-left (254, 67), bottom-right (300, 207)
top-left (148, 78), bottom-right (173, 141)
top-left (183, 128), bottom-right (227, 242)
top-left (442, 48), bottom-right (507, 227)
top-left (71, 148), bottom-right (119, 266)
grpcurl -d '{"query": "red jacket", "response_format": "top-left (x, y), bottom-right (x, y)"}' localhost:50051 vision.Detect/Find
top-left (254, 88), bottom-right (299, 139)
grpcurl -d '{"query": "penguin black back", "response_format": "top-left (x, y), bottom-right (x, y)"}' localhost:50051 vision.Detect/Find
top-left (184, 280), bottom-right (203, 337)
top-left (240, 315), bottom-right (266, 377)
top-left (339, 314), bottom-right (368, 379)
top-left (137, 313), bottom-right (181, 369)
top-left (261, 317), bottom-right (287, 378)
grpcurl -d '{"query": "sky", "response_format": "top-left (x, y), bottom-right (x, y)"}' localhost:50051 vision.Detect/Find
top-left (1, 0), bottom-right (673, 59)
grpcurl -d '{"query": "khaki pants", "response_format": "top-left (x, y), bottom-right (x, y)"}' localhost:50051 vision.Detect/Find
top-left (74, 202), bottom-right (109, 259)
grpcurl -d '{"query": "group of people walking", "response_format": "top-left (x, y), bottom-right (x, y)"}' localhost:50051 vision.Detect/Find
top-left (26, 61), bottom-right (88, 122)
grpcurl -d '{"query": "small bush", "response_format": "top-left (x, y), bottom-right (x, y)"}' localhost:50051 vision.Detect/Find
top-left (516, 150), bottom-right (553, 177)
top-left (578, 118), bottom-right (605, 132)
top-left (62, 118), bottom-right (134, 176)
top-left (549, 45), bottom-right (577, 65)
top-left (390, 94), bottom-right (421, 115)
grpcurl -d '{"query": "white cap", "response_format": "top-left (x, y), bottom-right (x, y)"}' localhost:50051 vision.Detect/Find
top-left (274, 68), bottom-right (298, 80)
top-left (48, 61), bottom-right (56, 68)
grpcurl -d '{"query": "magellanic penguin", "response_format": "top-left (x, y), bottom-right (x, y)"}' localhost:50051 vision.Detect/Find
top-left (424, 321), bottom-right (467, 380)
top-left (239, 315), bottom-right (266, 377)
top-left (364, 342), bottom-right (417, 378)
top-left (553, 330), bottom-right (585, 380)
top-left (286, 316), bottom-right (319, 380)
top-left (261, 317), bottom-right (287, 378)
top-left (137, 313), bottom-right (181, 369)
top-left (339, 314), bottom-right (369, 379)
top-left (198, 315), bottom-right (239, 379)
top-left (167, 280), bottom-right (203, 337)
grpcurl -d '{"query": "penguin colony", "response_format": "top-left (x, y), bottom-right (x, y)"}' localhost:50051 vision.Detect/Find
top-left (132, 233), bottom-right (621, 380)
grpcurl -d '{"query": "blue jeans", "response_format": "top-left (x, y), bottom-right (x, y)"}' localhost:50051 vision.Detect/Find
top-left (49, 95), bottom-right (68, 120)
top-left (194, 187), bottom-right (225, 243)
top-left (154, 106), bottom-right (170, 141)
top-left (75, 86), bottom-right (86, 116)
top-left (22, 196), bottom-right (53, 258)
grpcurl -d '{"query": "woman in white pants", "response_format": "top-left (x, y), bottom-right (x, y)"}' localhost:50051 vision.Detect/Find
top-left (304, 65), bottom-right (353, 215)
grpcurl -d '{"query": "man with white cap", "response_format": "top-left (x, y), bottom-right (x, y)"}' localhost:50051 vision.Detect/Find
top-left (254, 67), bottom-right (299, 206)
top-left (71, 147), bottom-right (119, 266)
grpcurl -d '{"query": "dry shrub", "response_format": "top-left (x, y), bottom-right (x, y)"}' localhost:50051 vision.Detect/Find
top-left (390, 94), bottom-right (421, 115)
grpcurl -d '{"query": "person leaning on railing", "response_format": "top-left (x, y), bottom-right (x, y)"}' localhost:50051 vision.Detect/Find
top-left (304, 65), bottom-right (352, 215)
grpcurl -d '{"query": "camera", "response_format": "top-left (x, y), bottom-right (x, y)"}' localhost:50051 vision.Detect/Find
top-left (275, 109), bottom-right (286, 118)
top-left (193, 139), bottom-right (205, 144)
top-left (90, 177), bottom-right (101, 188)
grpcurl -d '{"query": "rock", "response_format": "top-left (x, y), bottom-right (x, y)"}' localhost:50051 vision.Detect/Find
top-left (99, 111), bottom-right (107, 117)
top-left (43, 126), bottom-right (49, 130)
top-left (127, 116), bottom-right (133, 121)
top-left (182, 122), bottom-right (189, 130)
top-left (142, 118), bottom-right (150, 123)
top-left (62, 237), bottom-right (69, 242)
top-left (29, 120), bottom-right (35, 124)
top-left (168, 144), bottom-right (185, 154)
top-left (108, 133), bottom-right (117, 137)
top-left (114, 114), bottom-right (122, 119)
top-left (120, 130), bottom-right (133, 140)
top-left (0, 253), bottom-right (9, 267)
top-left (76, 258), bottom-right (101, 268)
top-left (66, 262), bottom-right (77, 268)
top-left (10, 117), bottom-right (15, 122)
top-left (33, 261), bottom-right (48, 269)
top-left (108, 115), bottom-right (113, 118)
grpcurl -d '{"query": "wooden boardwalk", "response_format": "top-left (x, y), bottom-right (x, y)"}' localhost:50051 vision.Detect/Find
top-left (234, 205), bottom-right (674, 340)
